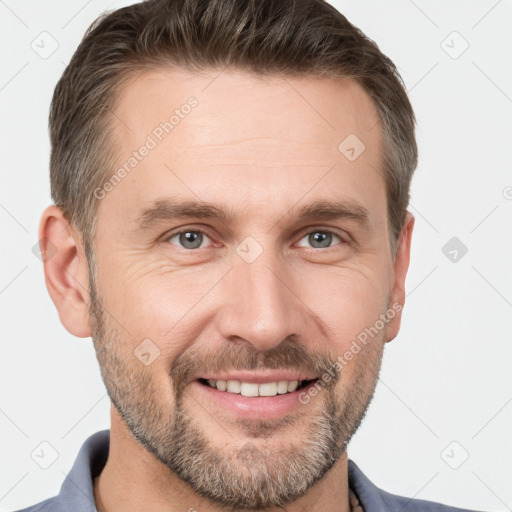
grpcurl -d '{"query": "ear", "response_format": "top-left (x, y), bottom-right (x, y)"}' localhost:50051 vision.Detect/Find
top-left (385, 211), bottom-right (414, 343)
top-left (38, 205), bottom-right (92, 338)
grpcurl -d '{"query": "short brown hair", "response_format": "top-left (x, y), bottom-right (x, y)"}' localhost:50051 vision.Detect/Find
top-left (50, 0), bottom-right (417, 260)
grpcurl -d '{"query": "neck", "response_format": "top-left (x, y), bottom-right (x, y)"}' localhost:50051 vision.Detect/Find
top-left (93, 408), bottom-right (352, 512)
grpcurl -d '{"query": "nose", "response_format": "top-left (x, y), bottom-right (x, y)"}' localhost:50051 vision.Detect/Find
top-left (215, 248), bottom-right (307, 352)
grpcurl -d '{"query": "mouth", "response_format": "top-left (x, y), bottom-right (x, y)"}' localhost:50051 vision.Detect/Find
top-left (192, 377), bottom-right (320, 421)
top-left (197, 378), bottom-right (318, 397)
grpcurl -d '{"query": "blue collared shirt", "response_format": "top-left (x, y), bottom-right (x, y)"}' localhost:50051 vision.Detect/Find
top-left (12, 430), bottom-right (482, 512)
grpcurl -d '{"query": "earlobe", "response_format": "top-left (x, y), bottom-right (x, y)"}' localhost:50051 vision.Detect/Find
top-left (39, 205), bottom-right (92, 338)
top-left (385, 211), bottom-right (415, 343)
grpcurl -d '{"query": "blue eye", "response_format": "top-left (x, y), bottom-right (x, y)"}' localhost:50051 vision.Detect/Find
top-left (168, 230), bottom-right (212, 250)
top-left (296, 230), bottom-right (343, 249)
top-left (165, 228), bottom-right (345, 251)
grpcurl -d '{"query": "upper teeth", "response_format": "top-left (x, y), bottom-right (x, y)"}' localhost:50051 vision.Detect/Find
top-left (206, 379), bottom-right (301, 397)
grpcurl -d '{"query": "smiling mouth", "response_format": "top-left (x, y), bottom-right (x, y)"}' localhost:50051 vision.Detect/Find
top-left (197, 378), bottom-right (317, 397)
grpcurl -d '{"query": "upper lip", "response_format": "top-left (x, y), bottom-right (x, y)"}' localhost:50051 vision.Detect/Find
top-left (197, 371), bottom-right (318, 384)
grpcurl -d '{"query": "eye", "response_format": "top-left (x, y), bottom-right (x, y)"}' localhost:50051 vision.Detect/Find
top-left (167, 229), bottom-right (212, 250)
top-left (296, 230), bottom-right (345, 249)
top-left (164, 228), bottom-right (347, 252)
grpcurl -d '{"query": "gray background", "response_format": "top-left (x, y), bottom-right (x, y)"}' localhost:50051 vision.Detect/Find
top-left (0, 0), bottom-right (511, 510)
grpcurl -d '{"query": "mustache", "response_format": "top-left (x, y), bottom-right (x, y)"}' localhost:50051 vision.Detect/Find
top-left (170, 336), bottom-right (340, 394)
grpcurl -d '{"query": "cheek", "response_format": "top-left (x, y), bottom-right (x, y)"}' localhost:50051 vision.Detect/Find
top-left (96, 249), bottom-right (204, 322)
top-left (297, 262), bottom-right (390, 345)
top-left (95, 242), bottom-right (391, 361)
top-left (96, 258), bottom-right (229, 366)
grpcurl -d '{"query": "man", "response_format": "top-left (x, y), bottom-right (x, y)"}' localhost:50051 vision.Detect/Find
top-left (15, 0), bottom-right (483, 511)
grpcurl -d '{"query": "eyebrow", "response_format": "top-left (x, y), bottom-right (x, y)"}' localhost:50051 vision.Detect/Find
top-left (132, 197), bottom-right (370, 232)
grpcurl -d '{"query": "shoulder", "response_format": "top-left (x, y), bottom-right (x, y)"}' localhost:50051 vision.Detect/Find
top-left (348, 460), bottom-right (483, 512)
top-left (377, 486), bottom-right (481, 512)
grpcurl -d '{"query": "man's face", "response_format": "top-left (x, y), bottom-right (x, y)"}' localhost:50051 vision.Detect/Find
top-left (89, 68), bottom-right (401, 509)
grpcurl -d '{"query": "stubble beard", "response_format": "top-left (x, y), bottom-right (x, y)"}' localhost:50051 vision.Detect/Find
top-left (87, 268), bottom-right (384, 510)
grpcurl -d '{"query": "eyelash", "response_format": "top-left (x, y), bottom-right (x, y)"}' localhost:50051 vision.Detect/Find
top-left (163, 227), bottom-right (349, 251)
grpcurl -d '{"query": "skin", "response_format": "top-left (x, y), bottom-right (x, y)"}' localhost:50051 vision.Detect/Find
top-left (40, 68), bottom-right (414, 512)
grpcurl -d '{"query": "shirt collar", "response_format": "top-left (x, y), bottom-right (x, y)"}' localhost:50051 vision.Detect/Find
top-left (54, 429), bottom-right (109, 511)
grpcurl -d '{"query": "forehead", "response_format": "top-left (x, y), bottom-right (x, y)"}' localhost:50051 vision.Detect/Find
top-left (113, 67), bottom-right (380, 151)
top-left (100, 68), bottom-right (385, 230)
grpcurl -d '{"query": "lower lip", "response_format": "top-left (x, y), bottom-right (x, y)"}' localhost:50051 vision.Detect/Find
top-left (191, 380), bottom-right (318, 420)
